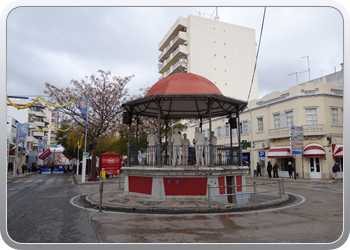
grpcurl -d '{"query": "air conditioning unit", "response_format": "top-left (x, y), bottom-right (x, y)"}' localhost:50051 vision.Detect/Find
top-left (261, 142), bottom-right (269, 148)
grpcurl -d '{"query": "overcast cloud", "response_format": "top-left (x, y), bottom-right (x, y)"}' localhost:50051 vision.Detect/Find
top-left (6, 6), bottom-right (343, 100)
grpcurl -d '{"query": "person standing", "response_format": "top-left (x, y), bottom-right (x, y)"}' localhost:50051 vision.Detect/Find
top-left (273, 162), bottom-right (279, 178)
top-left (256, 162), bottom-right (262, 177)
top-left (288, 161), bottom-right (293, 179)
top-left (267, 161), bottom-right (272, 178)
top-left (332, 162), bottom-right (339, 180)
top-left (21, 164), bottom-right (25, 174)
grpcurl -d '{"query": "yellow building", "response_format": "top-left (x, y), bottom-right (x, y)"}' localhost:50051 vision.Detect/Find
top-left (185, 70), bottom-right (343, 180)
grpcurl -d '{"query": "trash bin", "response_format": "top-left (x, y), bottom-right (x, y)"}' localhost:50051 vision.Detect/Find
top-left (254, 170), bottom-right (257, 177)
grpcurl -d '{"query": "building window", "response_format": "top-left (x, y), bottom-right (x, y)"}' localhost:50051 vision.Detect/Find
top-left (241, 121), bottom-right (249, 135)
top-left (225, 124), bottom-right (230, 137)
top-left (305, 108), bottom-right (317, 125)
top-left (286, 111), bottom-right (294, 127)
top-left (342, 109), bottom-right (343, 125)
top-left (331, 108), bottom-right (338, 125)
top-left (217, 126), bottom-right (222, 138)
top-left (274, 114), bottom-right (280, 129)
top-left (257, 117), bottom-right (264, 132)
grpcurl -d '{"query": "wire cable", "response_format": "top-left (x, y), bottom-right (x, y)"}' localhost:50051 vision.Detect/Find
top-left (246, 7), bottom-right (267, 103)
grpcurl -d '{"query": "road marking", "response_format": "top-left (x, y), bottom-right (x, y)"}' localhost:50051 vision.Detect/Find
top-left (70, 192), bottom-right (306, 216)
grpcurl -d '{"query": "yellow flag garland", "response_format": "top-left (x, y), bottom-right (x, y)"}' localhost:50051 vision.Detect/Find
top-left (7, 96), bottom-right (78, 109)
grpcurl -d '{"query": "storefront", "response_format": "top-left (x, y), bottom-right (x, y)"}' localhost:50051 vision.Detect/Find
top-left (303, 143), bottom-right (326, 179)
top-left (332, 144), bottom-right (343, 178)
top-left (267, 146), bottom-right (294, 178)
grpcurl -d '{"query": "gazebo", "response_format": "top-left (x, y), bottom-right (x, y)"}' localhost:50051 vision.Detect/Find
top-left (121, 73), bottom-right (249, 203)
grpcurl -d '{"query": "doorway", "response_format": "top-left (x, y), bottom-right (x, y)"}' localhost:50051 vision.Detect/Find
top-left (309, 157), bottom-right (322, 179)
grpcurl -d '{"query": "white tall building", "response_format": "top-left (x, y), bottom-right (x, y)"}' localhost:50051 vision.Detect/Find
top-left (7, 98), bottom-right (50, 167)
top-left (158, 15), bottom-right (259, 101)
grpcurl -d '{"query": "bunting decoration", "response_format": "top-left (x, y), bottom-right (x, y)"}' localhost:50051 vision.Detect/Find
top-left (7, 96), bottom-right (78, 109)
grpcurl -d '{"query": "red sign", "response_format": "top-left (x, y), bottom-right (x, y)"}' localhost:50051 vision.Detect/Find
top-left (99, 152), bottom-right (121, 175)
top-left (163, 177), bottom-right (207, 196)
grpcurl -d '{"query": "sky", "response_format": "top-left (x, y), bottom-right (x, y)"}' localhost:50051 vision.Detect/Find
top-left (5, 4), bottom-right (345, 102)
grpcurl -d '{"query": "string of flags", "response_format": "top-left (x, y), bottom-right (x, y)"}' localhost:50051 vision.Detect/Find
top-left (7, 96), bottom-right (78, 109)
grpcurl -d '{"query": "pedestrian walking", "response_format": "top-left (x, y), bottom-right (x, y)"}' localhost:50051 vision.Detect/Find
top-left (273, 162), bottom-right (279, 178)
top-left (256, 162), bottom-right (262, 177)
top-left (332, 162), bottom-right (339, 180)
top-left (27, 165), bottom-right (31, 172)
top-left (288, 161), bottom-right (294, 179)
top-left (21, 164), bottom-right (25, 174)
top-left (267, 161), bottom-right (272, 178)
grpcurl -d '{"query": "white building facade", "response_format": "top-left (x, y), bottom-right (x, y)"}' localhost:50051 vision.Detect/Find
top-left (7, 98), bottom-right (51, 168)
top-left (158, 15), bottom-right (259, 101)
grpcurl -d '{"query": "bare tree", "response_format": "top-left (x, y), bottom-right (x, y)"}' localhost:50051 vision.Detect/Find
top-left (44, 70), bottom-right (134, 180)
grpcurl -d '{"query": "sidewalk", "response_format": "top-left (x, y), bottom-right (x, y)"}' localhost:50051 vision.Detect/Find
top-left (245, 174), bottom-right (341, 184)
top-left (7, 171), bottom-right (37, 182)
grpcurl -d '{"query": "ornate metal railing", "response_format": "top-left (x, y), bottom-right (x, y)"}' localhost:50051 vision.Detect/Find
top-left (128, 145), bottom-right (240, 167)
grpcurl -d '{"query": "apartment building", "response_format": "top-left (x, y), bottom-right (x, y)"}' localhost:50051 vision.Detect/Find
top-left (183, 70), bottom-right (343, 180)
top-left (7, 98), bottom-right (50, 167)
top-left (43, 107), bottom-right (59, 146)
top-left (158, 14), bottom-right (259, 101)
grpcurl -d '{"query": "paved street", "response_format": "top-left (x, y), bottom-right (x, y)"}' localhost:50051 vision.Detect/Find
top-left (6, 172), bottom-right (344, 244)
top-left (7, 173), bottom-right (98, 243)
top-left (77, 176), bottom-right (344, 244)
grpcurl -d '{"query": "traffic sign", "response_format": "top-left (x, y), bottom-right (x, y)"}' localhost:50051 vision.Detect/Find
top-left (290, 137), bottom-right (304, 142)
top-left (291, 146), bottom-right (303, 151)
top-left (291, 131), bottom-right (304, 137)
top-left (291, 151), bottom-right (301, 154)
top-left (291, 126), bottom-right (303, 131)
top-left (259, 151), bottom-right (265, 158)
top-left (83, 152), bottom-right (88, 157)
top-left (290, 141), bottom-right (303, 147)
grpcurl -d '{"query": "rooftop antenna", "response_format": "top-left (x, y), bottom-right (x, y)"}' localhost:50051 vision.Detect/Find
top-left (300, 56), bottom-right (310, 81)
top-left (320, 70), bottom-right (324, 77)
top-left (288, 72), bottom-right (298, 84)
top-left (214, 7), bottom-right (220, 20)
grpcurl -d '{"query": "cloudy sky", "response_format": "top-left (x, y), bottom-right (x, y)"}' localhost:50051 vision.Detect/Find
top-left (5, 4), bottom-right (345, 101)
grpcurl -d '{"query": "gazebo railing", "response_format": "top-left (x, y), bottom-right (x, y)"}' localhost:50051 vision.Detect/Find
top-left (128, 145), bottom-right (240, 167)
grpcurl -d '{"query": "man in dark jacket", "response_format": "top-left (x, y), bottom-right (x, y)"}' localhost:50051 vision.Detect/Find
top-left (267, 161), bottom-right (272, 178)
top-left (256, 162), bottom-right (262, 177)
top-left (288, 161), bottom-right (294, 179)
top-left (332, 162), bottom-right (339, 180)
top-left (273, 163), bottom-right (279, 178)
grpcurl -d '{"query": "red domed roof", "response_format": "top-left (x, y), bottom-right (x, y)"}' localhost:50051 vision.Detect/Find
top-left (145, 73), bottom-right (222, 97)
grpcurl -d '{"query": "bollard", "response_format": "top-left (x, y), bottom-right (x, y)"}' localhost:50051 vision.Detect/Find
top-left (279, 180), bottom-right (282, 199)
top-left (207, 184), bottom-right (211, 208)
top-left (253, 182), bottom-right (257, 204)
top-left (92, 177), bottom-right (107, 216)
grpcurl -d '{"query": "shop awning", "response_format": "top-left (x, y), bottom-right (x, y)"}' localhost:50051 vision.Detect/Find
top-left (303, 143), bottom-right (326, 157)
top-left (333, 144), bottom-right (343, 158)
top-left (267, 146), bottom-right (293, 158)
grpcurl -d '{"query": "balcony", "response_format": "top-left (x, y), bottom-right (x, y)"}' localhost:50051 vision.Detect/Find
top-left (33, 131), bottom-right (45, 137)
top-left (43, 118), bottom-right (50, 124)
top-left (158, 45), bottom-right (188, 74)
top-left (158, 17), bottom-right (187, 51)
top-left (302, 124), bottom-right (325, 136)
top-left (158, 31), bottom-right (187, 62)
top-left (268, 124), bottom-right (325, 139)
top-left (34, 121), bottom-right (45, 127)
top-left (35, 111), bottom-right (46, 118)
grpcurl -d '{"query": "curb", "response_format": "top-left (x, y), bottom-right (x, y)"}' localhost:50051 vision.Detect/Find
top-left (84, 192), bottom-right (290, 214)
